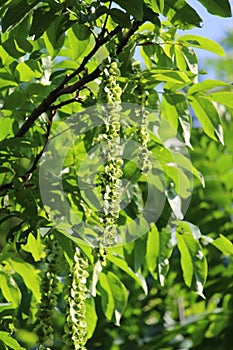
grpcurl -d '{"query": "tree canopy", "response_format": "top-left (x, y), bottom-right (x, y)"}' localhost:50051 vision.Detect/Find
top-left (0, 0), bottom-right (233, 349)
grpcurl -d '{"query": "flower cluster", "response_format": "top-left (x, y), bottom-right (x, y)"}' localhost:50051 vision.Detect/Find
top-left (137, 105), bottom-right (152, 175)
top-left (35, 238), bottom-right (61, 349)
top-left (133, 63), bottom-right (152, 175)
top-left (98, 58), bottom-right (123, 247)
top-left (63, 248), bottom-right (89, 350)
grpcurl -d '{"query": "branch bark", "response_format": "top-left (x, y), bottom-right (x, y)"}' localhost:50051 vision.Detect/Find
top-left (15, 26), bottom-right (121, 138)
top-left (0, 21), bottom-right (141, 195)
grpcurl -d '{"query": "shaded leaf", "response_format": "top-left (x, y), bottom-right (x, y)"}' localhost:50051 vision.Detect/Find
top-left (0, 331), bottom-right (23, 350)
top-left (2, 0), bottom-right (38, 32)
top-left (197, 0), bottom-right (231, 17)
top-left (86, 297), bottom-right (98, 339)
top-left (109, 8), bottom-right (131, 28)
top-left (163, 0), bottom-right (203, 29)
top-left (107, 254), bottom-right (148, 294)
top-left (114, 0), bottom-right (144, 21)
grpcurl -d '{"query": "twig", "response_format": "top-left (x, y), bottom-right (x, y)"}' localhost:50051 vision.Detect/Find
top-left (0, 110), bottom-right (56, 194)
top-left (0, 21), bottom-right (142, 195)
top-left (117, 21), bottom-right (141, 54)
top-left (15, 26), bottom-right (121, 138)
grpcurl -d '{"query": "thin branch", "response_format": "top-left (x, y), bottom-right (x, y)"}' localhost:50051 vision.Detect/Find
top-left (59, 20), bottom-right (142, 96)
top-left (15, 21), bottom-right (141, 138)
top-left (1, 20), bottom-right (142, 195)
top-left (51, 97), bottom-right (85, 110)
top-left (15, 26), bottom-right (121, 138)
top-left (0, 110), bottom-right (55, 194)
top-left (117, 21), bottom-right (141, 54)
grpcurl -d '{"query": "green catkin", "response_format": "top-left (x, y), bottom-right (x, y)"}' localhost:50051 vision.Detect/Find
top-left (133, 63), bottom-right (152, 176)
top-left (98, 58), bottom-right (123, 247)
top-left (35, 237), bottom-right (61, 349)
top-left (63, 248), bottom-right (89, 350)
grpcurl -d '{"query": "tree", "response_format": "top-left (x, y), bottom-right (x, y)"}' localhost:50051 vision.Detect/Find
top-left (0, 0), bottom-right (233, 349)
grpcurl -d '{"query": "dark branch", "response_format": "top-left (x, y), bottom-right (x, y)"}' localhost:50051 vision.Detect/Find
top-left (1, 21), bottom-right (142, 195)
top-left (15, 26), bottom-right (121, 138)
top-left (117, 21), bottom-right (141, 54)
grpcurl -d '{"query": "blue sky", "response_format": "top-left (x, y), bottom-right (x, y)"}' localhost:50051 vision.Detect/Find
top-left (182, 0), bottom-right (233, 60)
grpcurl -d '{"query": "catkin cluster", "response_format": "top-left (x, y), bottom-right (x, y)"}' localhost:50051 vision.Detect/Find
top-left (35, 238), bottom-right (61, 349)
top-left (133, 63), bottom-right (152, 175)
top-left (137, 105), bottom-right (152, 175)
top-left (63, 248), bottom-right (89, 350)
top-left (98, 59), bottom-right (123, 247)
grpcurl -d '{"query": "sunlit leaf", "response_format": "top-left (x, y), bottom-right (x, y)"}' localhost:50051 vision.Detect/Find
top-left (211, 234), bottom-right (233, 255)
top-left (178, 35), bottom-right (225, 56)
top-left (176, 222), bottom-right (207, 298)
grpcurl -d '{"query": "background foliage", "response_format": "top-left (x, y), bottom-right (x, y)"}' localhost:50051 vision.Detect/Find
top-left (0, 0), bottom-right (233, 349)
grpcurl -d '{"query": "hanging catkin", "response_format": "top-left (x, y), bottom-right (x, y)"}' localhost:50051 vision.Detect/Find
top-left (98, 58), bottom-right (123, 247)
top-left (63, 247), bottom-right (89, 350)
top-left (35, 237), bottom-right (61, 349)
top-left (134, 63), bottom-right (152, 175)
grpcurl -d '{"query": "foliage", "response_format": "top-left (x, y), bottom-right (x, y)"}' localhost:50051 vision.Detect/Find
top-left (0, 0), bottom-right (232, 349)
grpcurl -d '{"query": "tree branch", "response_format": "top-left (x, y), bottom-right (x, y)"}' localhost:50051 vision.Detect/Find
top-left (1, 21), bottom-right (142, 195)
top-left (15, 26), bottom-right (121, 138)
top-left (15, 21), bottom-right (141, 137)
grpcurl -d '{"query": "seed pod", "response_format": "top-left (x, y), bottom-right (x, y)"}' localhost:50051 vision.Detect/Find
top-left (35, 237), bottom-right (62, 348)
top-left (63, 248), bottom-right (89, 350)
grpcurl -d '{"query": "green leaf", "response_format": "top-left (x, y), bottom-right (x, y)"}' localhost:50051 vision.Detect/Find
top-left (86, 297), bottom-right (98, 340)
top-left (73, 24), bottom-right (92, 41)
top-left (211, 234), bottom-right (233, 255)
top-left (197, 0), bottom-right (232, 17)
top-left (90, 260), bottom-right (102, 297)
top-left (147, 69), bottom-right (191, 84)
top-left (166, 187), bottom-right (184, 220)
top-left (158, 228), bottom-right (173, 286)
top-left (176, 221), bottom-right (202, 240)
top-left (106, 254), bottom-right (148, 294)
top-left (3, 91), bottom-right (27, 110)
top-left (2, 38), bottom-right (25, 59)
top-left (208, 91), bottom-right (233, 109)
top-left (178, 35), bottom-right (225, 57)
top-left (0, 273), bottom-right (21, 308)
top-left (109, 8), bottom-right (131, 28)
top-left (176, 223), bottom-right (207, 298)
top-left (98, 272), bottom-right (115, 321)
top-left (162, 93), bottom-right (192, 147)
top-left (22, 233), bottom-right (46, 262)
top-left (0, 302), bottom-right (13, 313)
top-left (114, 0), bottom-right (144, 21)
top-left (144, 0), bottom-right (164, 12)
top-left (107, 272), bottom-right (128, 326)
top-left (98, 272), bottom-right (128, 325)
top-left (189, 95), bottom-right (224, 144)
top-left (189, 80), bottom-right (229, 94)
top-left (146, 226), bottom-right (173, 285)
top-left (16, 60), bottom-right (42, 81)
top-left (146, 224), bottom-right (159, 279)
top-left (0, 331), bottom-right (23, 350)
top-left (163, 0), bottom-right (203, 29)
top-left (10, 259), bottom-right (41, 301)
top-left (2, 0), bottom-right (37, 32)
top-left (29, 6), bottom-right (57, 39)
